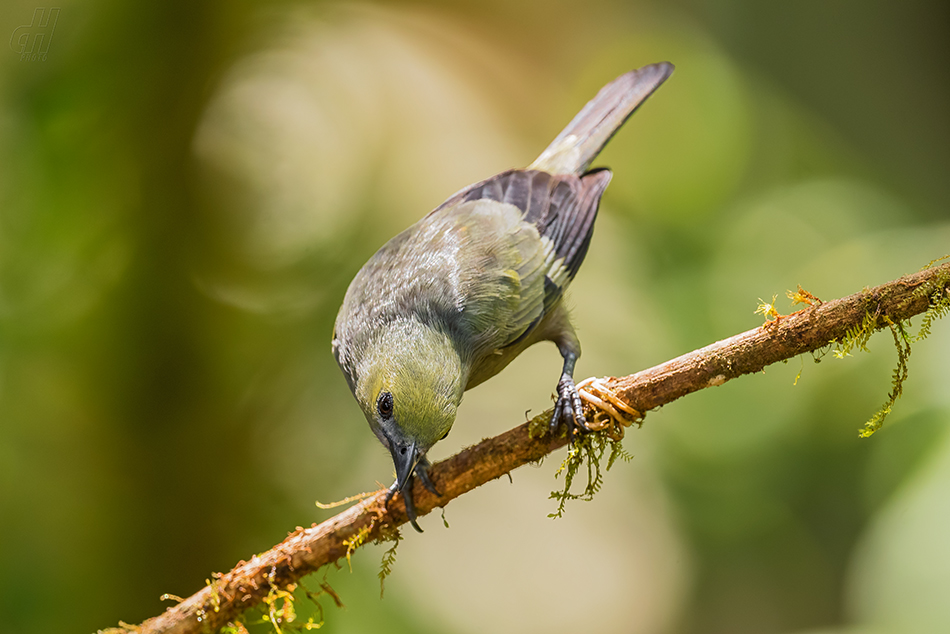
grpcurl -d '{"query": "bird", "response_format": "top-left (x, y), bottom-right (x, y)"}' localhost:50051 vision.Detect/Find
top-left (332, 62), bottom-right (674, 531)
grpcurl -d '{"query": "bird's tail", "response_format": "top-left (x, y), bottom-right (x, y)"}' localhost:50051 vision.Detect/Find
top-left (529, 62), bottom-right (674, 175)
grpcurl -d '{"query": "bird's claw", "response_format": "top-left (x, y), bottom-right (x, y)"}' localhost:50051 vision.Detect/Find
top-left (386, 478), bottom-right (423, 533)
top-left (384, 458), bottom-right (441, 534)
top-left (550, 372), bottom-right (589, 442)
top-left (415, 457), bottom-right (442, 497)
top-left (385, 481), bottom-right (397, 506)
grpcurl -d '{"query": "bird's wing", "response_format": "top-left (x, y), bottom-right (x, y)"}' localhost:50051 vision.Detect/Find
top-left (438, 168), bottom-right (612, 352)
top-left (332, 168), bottom-right (611, 383)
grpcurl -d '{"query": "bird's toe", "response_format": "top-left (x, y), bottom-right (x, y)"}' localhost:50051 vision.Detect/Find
top-left (385, 477), bottom-right (424, 533)
top-left (415, 458), bottom-right (442, 497)
top-left (551, 373), bottom-right (589, 441)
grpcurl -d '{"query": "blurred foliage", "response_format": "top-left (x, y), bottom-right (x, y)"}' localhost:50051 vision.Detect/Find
top-left (1, 1), bottom-right (948, 634)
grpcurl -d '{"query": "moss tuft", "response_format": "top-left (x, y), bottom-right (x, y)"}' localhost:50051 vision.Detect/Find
top-left (548, 430), bottom-right (633, 519)
top-left (375, 526), bottom-right (402, 598)
top-left (830, 258), bottom-right (950, 437)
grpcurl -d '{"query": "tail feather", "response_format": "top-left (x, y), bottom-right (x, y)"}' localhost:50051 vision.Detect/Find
top-left (529, 62), bottom-right (674, 175)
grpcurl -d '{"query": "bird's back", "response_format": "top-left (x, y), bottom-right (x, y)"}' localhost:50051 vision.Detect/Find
top-left (333, 167), bottom-right (610, 391)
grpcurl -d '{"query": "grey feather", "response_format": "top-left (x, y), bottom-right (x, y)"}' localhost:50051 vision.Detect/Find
top-left (530, 62), bottom-right (674, 175)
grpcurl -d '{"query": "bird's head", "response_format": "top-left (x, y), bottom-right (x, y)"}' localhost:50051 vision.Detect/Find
top-left (354, 319), bottom-right (465, 494)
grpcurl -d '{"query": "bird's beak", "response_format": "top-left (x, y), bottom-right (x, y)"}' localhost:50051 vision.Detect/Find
top-left (392, 441), bottom-right (418, 493)
top-left (390, 441), bottom-right (423, 532)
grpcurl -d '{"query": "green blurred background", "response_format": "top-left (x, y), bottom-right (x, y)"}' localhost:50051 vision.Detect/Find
top-left (2, 1), bottom-right (949, 633)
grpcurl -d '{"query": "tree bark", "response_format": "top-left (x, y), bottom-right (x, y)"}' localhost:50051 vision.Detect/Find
top-left (126, 262), bottom-right (949, 634)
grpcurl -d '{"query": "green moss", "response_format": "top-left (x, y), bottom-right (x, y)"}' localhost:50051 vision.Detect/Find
top-left (912, 262), bottom-right (950, 343)
top-left (832, 258), bottom-right (950, 437)
top-left (297, 578), bottom-right (344, 631)
top-left (858, 318), bottom-right (911, 438)
top-left (527, 409), bottom-right (553, 439)
top-left (833, 310), bottom-right (877, 359)
top-left (229, 575), bottom-right (341, 634)
top-left (548, 430), bottom-right (633, 519)
top-left (375, 525), bottom-right (402, 598)
top-left (341, 524), bottom-right (372, 573)
top-left (258, 569), bottom-right (300, 634)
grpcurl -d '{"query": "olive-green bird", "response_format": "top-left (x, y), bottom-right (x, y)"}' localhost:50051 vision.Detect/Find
top-left (332, 62), bottom-right (673, 531)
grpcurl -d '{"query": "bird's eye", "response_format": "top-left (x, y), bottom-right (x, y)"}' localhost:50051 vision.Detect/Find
top-left (377, 391), bottom-right (394, 419)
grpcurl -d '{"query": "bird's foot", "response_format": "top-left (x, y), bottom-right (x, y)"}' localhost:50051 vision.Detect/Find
top-left (574, 377), bottom-right (642, 434)
top-left (414, 457), bottom-right (442, 497)
top-left (386, 477), bottom-right (423, 533)
top-left (384, 458), bottom-right (441, 534)
top-left (385, 480), bottom-right (398, 505)
top-left (550, 372), bottom-right (589, 442)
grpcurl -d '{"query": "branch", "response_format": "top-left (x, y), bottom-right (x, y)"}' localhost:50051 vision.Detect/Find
top-left (127, 262), bottom-right (949, 634)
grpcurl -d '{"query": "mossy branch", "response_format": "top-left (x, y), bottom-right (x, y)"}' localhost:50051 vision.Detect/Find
top-left (119, 262), bottom-right (950, 634)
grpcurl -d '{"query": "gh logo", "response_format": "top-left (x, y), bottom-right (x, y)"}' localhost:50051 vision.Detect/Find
top-left (10, 7), bottom-right (60, 62)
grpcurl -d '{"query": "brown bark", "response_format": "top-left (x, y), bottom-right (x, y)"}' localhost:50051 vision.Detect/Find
top-left (128, 262), bottom-right (949, 634)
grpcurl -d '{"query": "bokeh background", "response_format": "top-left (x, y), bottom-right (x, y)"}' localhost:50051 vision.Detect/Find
top-left (2, 1), bottom-right (949, 633)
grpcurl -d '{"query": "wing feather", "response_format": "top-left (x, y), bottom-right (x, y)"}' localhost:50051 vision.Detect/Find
top-left (442, 168), bottom-right (611, 351)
